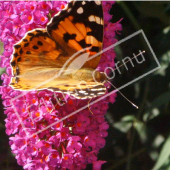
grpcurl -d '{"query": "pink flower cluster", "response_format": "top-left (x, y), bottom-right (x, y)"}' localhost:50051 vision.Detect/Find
top-left (0, 1), bottom-right (122, 170)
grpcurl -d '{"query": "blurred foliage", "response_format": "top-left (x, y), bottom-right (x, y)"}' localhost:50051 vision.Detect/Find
top-left (99, 1), bottom-right (170, 170)
top-left (0, 1), bottom-right (170, 170)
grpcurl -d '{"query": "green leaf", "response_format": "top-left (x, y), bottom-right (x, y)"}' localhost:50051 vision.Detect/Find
top-left (152, 135), bottom-right (170, 170)
top-left (134, 121), bottom-right (147, 143)
top-left (154, 50), bottom-right (170, 76)
top-left (121, 115), bottom-right (136, 122)
top-left (113, 115), bottom-right (136, 133)
top-left (113, 121), bottom-right (132, 133)
top-left (143, 108), bottom-right (160, 122)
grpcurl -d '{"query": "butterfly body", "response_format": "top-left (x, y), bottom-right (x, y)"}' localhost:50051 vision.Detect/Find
top-left (10, 1), bottom-right (106, 99)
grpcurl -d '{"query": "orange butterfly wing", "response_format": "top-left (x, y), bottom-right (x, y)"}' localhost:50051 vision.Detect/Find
top-left (47, 0), bottom-right (103, 69)
top-left (10, 1), bottom-right (106, 99)
top-left (10, 29), bottom-right (74, 90)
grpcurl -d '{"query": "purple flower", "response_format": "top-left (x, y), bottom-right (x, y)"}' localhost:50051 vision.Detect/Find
top-left (0, 1), bottom-right (122, 170)
top-left (61, 154), bottom-right (73, 168)
top-left (67, 136), bottom-right (82, 153)
top-left (33, 10), bottom-right (48, 25)
top-left (21, 11), bottom-right (34, 24)
top-left (93, 160), bottom-right (107, 170)
top-left (46, 150), bottom-right (61, 167)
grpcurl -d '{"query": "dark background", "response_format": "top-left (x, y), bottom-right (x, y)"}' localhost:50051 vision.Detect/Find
top-left (98, 1), bottom-right (170, 170)
top-left (1, 1), bottom-right (170, 170)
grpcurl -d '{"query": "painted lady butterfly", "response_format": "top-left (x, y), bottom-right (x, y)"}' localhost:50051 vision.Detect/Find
top-left (10, 1), bottom-right (108, 99)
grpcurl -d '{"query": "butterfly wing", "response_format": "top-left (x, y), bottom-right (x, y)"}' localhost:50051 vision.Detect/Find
top-left (47, 0), bottom-right (103, 69)
top-left (10, 29), bottom-right (74, 90)
top-left (10, 1), bottom-right (106, 99)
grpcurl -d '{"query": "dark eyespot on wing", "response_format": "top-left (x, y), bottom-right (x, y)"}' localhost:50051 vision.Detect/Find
top-left (19, 49), bottom-right (23, 54)
top-left (28, 33), bottom-right (34, 36)
top-left (36, 30), bottom-right (42, 33)
top-left (24, 43), bottom-right (29, 47)
top-left (37, 41), bottom-right (43, 46)
top-left (23, 39), bottom-right (28, 42)
top-left (14, 45), bottom-right (21, 49)
top-left (91, 46), bottom-right (100, 52)
top-left (14, 53), bottom-right (19, 57)
top-left (17, 57), bottom-right (21, 62)
top-left (33, 45), bottom-right (39, 49)
top-left (86, 26), bottom-right (103, 42)
top-left (11, 61), bottom-right (16, 67)
top-left (78, 39), bottom-right (86, 48)
top-left (26, 51), bottom-right (31, 54)
top-left (63, 33), bottom-right (76, 43)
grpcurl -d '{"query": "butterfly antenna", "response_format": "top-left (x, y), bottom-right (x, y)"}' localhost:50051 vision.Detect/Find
top-left (104, 51), bottom-right (146, 109)
top-left (88, 98), bottom-right (93, 114)
top-left (106, 81), bottom-right (138, 109)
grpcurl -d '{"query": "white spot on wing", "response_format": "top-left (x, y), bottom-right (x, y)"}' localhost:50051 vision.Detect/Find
top-left (82, 1), bottom-right (86, 5)
top-left (79, 90), bottom-right (86, 94)
top-left (88, 15), bottom-right (95, 22)
top-left (97, 92), bottom-right (105, 95)
top-left (91, 88), bottom-right (105, 91)
top-left (95, 1), bottom-right (101, 5)
top-left (95, 16), bottom-right (101, 25)
top-left (101, 18), bottom-right (104, 25)
top-left (89, 15), bottom-right (103, 25)
top-left (77, 7), bottom-right (83, 14)
top-left (81, 97), bottom-right (87, 99)
top-left (67, 8), bottom-right (71, 13)
top-left (96, 88), bottom-right (106, 91)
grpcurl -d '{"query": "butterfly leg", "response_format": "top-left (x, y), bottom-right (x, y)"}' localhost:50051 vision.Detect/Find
top-left (88, 98), bottom-right (93, 114)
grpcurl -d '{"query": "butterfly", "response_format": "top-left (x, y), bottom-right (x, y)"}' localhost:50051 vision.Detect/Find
top-left (10, 0), bottom-right (108, 99)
